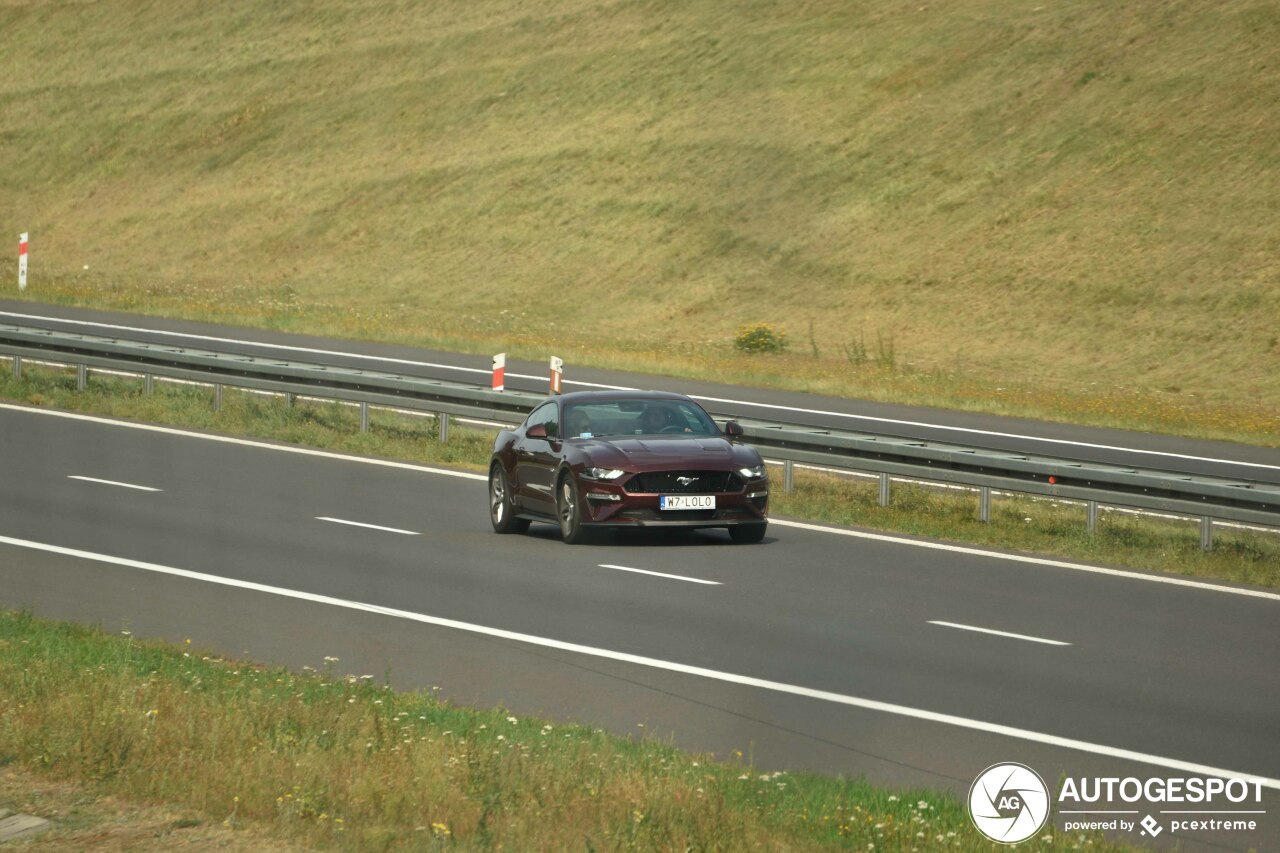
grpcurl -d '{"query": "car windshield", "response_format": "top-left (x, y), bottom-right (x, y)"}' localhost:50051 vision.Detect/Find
top-left (562, 399), bottom-right (720, 439)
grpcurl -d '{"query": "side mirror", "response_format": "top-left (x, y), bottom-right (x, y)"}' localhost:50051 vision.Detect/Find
top-left (527, 423), bottom-right (548, 439)
top-left (724, 421), bottom-right (744, 437)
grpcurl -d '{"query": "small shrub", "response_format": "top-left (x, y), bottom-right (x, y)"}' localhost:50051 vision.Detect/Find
top-left (840, 331), bottom-right (895, 369)
top-left (734, 323), bottom-right (787, 354)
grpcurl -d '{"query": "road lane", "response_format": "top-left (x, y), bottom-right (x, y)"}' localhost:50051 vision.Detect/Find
top-left (0, 404), bottom-right (1276, 791)
top-left (3, 300), bottom-right (1277, 482)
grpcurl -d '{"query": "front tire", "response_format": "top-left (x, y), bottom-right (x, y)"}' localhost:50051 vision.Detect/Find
top-left (557, 473), bottom-right (589, 544)
top-left (489, 463), bottom-right (529, 534)
top-left (728, 522), bottom-right (767, 544)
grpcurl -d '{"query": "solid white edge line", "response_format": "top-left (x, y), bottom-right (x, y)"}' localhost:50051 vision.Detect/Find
top-left (67, 475), bottom-right (161, 493)
top-left (0, 402), bottom-right (487, 482)
top-left (3, 403), bottom-right (1276, 601)
top-left (0, 532), bottom-right (1275, 791)
top-left (688, 392), bottom-right (1280, 474)
top-left (316, 517), bottom-right (419, 536)
top-left (769, 518), bottom-right (1280, 602)
top-left (6, 310), bottom-right (1274, 473)
top-left (0, 310), bottom-right (630, 389)
top-left (597, 563), bottom-right (721, 585)
top-left (927, 620), bottom-right (1070, 646)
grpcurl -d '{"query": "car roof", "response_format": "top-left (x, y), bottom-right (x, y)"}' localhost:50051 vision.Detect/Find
top-left (551, 389), bottom-right (691, 406)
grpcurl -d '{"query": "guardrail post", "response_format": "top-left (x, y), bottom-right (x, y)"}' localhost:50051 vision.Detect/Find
top-left (979, 486), bottom-right (991, 522)
top-left (1087, 501), bottom-right (1098, 534)
top-left (783, 460), bottom-right (794, 493)
top-left (438, 412), bottom-right (450, 443)
top-left (285, 392), bottom-right (295, 408)
top-left (1201, 517), bottom-right (1213, 551)
top-left (214, 384), bottom-right (223, 413)
top-left (360, 402), bottom-right (369, 433)
top-left (11, 356), bottom-right (19, 380)
top-left (143, 374), bottom-right (153, 395)
top-left (76, 364), bottom-right (87, 391)
top-left (878, 472), bottom-right (890, 507)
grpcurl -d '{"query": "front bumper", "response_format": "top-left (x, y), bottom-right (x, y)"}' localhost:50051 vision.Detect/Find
top-left (579, 480), bottom-right (769, 528)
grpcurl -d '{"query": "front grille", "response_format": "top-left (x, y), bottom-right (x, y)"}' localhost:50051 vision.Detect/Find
top-left (624, 470), bottom-right (743, 494)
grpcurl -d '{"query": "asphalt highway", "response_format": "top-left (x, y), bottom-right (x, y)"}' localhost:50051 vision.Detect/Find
top-left (2, 300), bottom-right (1277, 484)
top-left (1, 403), bottom-right (1277, 851)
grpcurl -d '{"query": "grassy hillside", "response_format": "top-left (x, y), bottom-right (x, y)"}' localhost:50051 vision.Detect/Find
top-left (1, 0), bottom-right (1277, 440)
top-left (0, 608), bottom-right (1144, 852)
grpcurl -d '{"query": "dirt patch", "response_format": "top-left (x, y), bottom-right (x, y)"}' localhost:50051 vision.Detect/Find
top-left (0, 765), bottom-right (313, 852)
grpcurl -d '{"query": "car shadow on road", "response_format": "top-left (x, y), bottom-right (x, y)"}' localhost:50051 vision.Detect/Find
top-left (520, 525), bottom-right (775, 547)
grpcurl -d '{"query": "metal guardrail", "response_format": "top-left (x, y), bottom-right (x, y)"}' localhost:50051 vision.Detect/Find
top-left (2, 323), bottom-right (1277, 549)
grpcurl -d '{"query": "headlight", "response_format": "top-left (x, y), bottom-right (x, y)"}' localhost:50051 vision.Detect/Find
top-left (582, 467), bottom-right (625, 481)
top-left (737, 464), bottom-right (767, 479)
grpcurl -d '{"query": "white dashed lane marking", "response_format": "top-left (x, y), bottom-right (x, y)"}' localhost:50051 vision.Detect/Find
top-left (927, 620), bottom-right (1071, 647)
top-left (315, 517), bottom-right (419, 536)
top-left (597, 563), bottom-right (722, 585)
top-left (67, 475), bottom-right (162, 492)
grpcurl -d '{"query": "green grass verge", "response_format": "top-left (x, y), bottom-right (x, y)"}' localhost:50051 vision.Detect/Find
top-left (0, 609), bottom-right (1139, 852)
top-left (1, 0), bottom-right (1278, 444)
top-left (1, 363), bottom-right (1277, 590)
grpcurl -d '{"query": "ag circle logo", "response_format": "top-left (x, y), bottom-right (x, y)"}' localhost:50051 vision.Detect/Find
top-left (969, 762), bottom-right (1051, 844)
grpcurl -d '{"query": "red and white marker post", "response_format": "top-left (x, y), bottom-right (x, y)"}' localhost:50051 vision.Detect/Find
top-left (491, 353), bottom-right (506, 392)
top-left (549, 356), bottom-right (563, 394)
top-left (18, 232), bottom-right (28, 291)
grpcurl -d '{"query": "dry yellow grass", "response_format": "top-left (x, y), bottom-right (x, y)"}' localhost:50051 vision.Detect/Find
top-left (0, 0), bottom-right (1277, 441)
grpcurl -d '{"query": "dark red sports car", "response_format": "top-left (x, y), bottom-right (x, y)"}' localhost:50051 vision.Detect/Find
top-left (488, 390), bottom-right (769, 543)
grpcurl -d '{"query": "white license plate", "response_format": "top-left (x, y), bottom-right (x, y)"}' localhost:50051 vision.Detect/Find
top-left (660, 495), bottom-right (716, 510)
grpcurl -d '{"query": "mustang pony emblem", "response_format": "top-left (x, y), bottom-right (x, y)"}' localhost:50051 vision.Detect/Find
top-left (676, 476), bottom-right (699, 486)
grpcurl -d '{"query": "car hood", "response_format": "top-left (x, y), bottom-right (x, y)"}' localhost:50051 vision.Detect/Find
top-left (574, 436), bottom-right (760, 469)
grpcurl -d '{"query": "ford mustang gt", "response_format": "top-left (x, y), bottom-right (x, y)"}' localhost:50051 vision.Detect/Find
top-left (488, 390), bottom-right (769, 544)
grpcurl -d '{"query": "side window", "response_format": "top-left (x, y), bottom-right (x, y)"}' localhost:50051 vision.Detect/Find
top-left (524, 402), bottom-right (560, 439)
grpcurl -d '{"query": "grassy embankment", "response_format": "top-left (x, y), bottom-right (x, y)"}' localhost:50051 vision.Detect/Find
top-left (3, 365), bottom-right (1276, 590)
top-left (0, 0), bottom-right (1277, 444)
top-left (0, 608), bottom-right (1138, 852)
